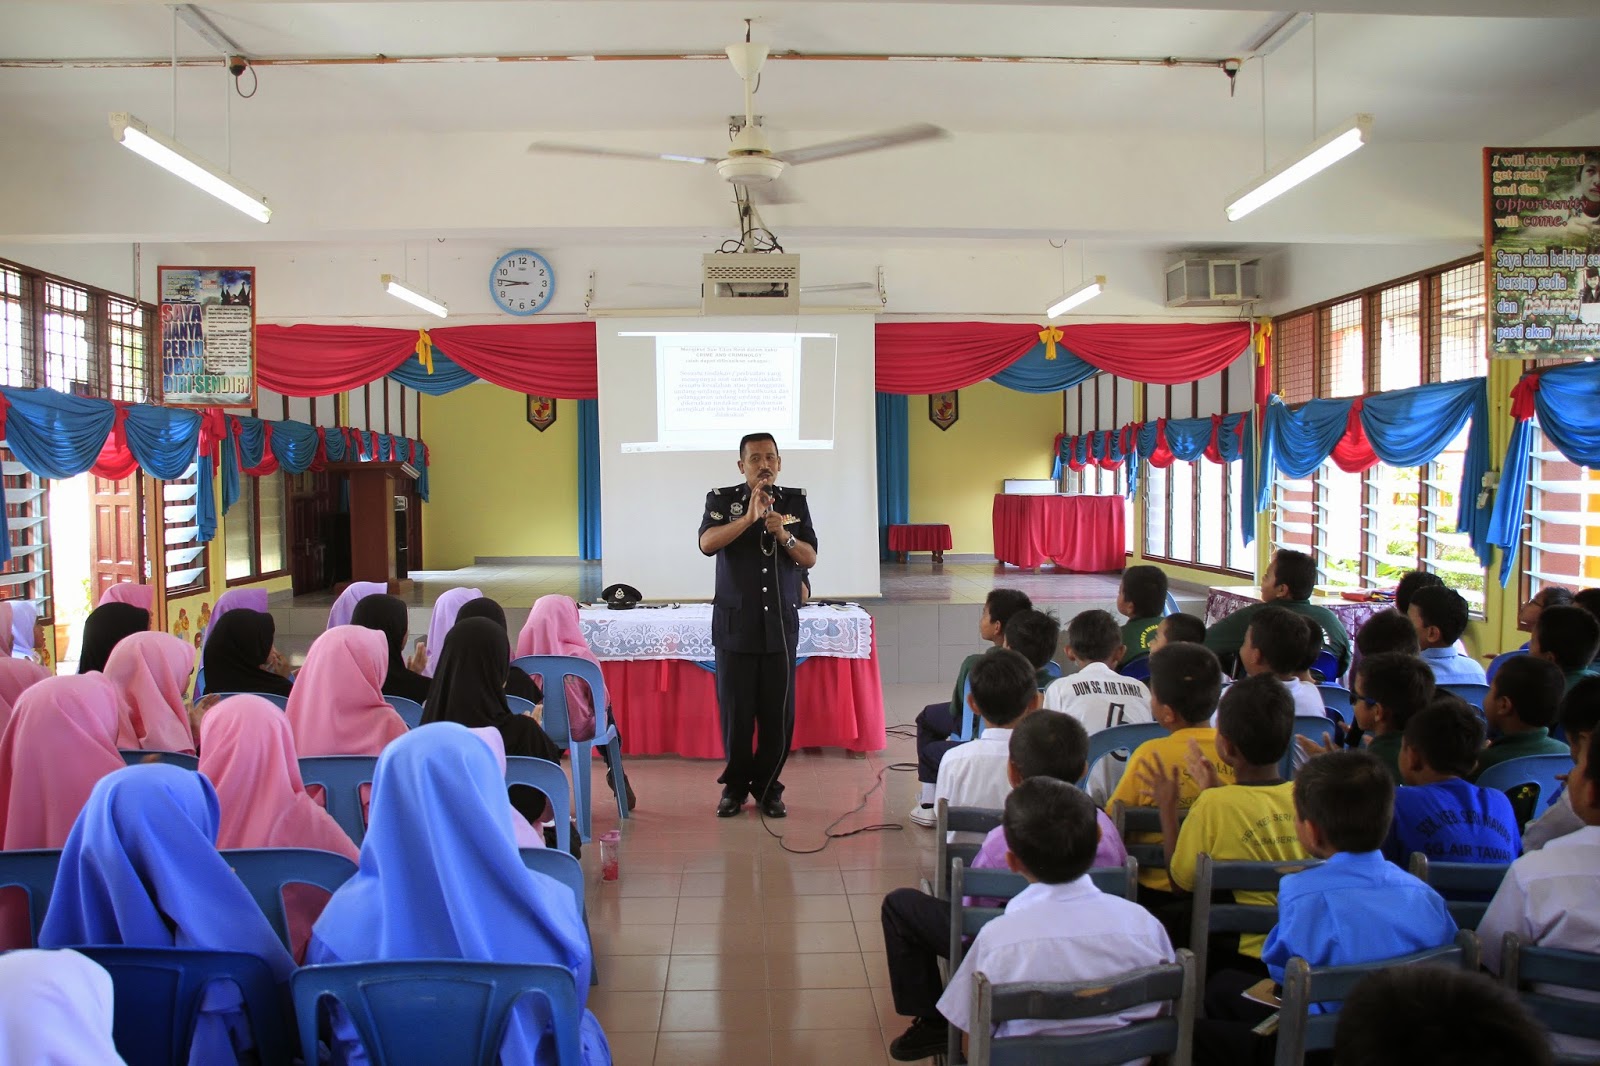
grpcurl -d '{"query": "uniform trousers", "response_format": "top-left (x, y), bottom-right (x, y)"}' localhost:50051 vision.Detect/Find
top-left (915, 702), bottom-right (963, 785)
top-left (715, 645), bottom-right (796, 803)
top-left (880, 887), bottom-right (952, 1020)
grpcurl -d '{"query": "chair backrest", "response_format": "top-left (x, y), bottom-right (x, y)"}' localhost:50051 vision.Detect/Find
top-left (1163, 591), bottom-right (1181, 618)
top-left (1439, 682), bottom-right (1491, 709)
top-left (935, 799), bottom-right (1003, 899)
top-left (1041, 660), bottom-right (1064, 681)
top-left (1111, 802), bottom-right (1181, 873)
top-left (221, 848), bottom-right (359, 952)
top-left (192, 666), bottom-right (206, 699)
top-left (509, 654), bottom-right (609, 747)
top-left (72, 945), bottom-right (293, 1066)
top-left (120, 750), bottom-right (199, 770)
top-left (297, 756), bottom-right (378, 845)
top-left (0, 848), bottom-right (61, 947)
top-left (969, 950), bottom-right (1196, 1066)
top-left (1315, 684), bottom-right (1353, 722)
top-left (1309, 650), bottom-right (1340, 685)
top-left (1118, 656), bottom-right (1153, 683)
top-left (1091, 855), bottom-right (1140, 903)
top-left (291, 959), bottom-right (583, 1066)
top-left (1274, 930), bottom-right (1479, 1066)
top-left (1407, 853), bottom-right (1512, 930)
top-left (1280, 716), bottom-right (1336, 780)
top-left (1474, 754), bottom-right (1575, 828)
top-left (384, 695), bottom-right (425, 729)
top-left (1188, 855), bottom-right (1321, 1004)
top-left (518, 848), bottom-right (584, 913)
top-left (1080, 723), bottom-right (1168, 789)
top-left (504, 756), bottom-right (573, 854)
top-left (1485, 649), bottom-right (1525, 685)
top-left (1501, 933), bottom-right (1600, 1045)
top-left (207, 691), bottom-right (290, 710)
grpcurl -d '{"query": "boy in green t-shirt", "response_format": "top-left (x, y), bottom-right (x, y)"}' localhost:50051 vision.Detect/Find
top-left (1472, 654), bottom-right (1570, 779)
top-left (1117, 565), bottom-right (1168, 667)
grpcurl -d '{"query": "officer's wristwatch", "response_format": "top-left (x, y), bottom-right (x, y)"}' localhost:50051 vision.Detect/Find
top-left (783, 534), bottom-right (797, 550)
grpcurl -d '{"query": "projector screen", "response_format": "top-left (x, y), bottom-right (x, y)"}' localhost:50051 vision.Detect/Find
top-left (597, 314), bottom-right (880, 602)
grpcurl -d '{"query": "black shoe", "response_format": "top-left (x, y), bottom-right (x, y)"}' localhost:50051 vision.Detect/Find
top-left (889, 1017), bottom-right (949, 1061)
top-left (607, 768), bottom-right (638, 811)
top-left (716, 795), bottom-right (744, 818)
top-left (760, 796), bottom-right (787, 818)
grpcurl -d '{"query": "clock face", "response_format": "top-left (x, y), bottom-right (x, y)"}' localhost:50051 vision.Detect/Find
top-left (489, 249), bottom-right (555, 316)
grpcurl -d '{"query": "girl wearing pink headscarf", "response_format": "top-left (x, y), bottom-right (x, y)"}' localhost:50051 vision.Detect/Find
top-left (103, 632), bottom-right (197, 754)
top-left (423, 586), bottom-right (483, 677)
top-left (516, 595), bottom-right (601, 742)
top-left (200, 695), bottom-right (359, 961)
top-left (0, 658), bottom-right (54, 737)
top-left (0, 600), bottom-right (40, 661)
top-left (326, 581), bottom-right (387, 630)
top-left (97, 583), bottom-right (156, 611)
top-left (286, 626), bottom-right (408, 757)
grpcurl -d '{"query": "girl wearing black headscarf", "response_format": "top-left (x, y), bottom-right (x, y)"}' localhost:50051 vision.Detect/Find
top-left (454, 596), bottom-right (544, 704)
top-left (200, 609), bottom-right (294, 699)
top-left (350, 594), bottom-right (432, 704)
top-left (77, 603), bottom-right (150, 674)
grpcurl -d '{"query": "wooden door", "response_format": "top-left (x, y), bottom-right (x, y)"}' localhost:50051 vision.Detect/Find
top-left (90, 475), bottom-right (143, 605)
top-left (288, 470), bottom-right (339, 595)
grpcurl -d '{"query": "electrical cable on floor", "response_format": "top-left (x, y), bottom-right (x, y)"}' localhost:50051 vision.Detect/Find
top-left (760, 759), bottom-right (919, 854)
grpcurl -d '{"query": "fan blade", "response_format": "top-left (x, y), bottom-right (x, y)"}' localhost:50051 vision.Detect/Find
top-left (772, 123), bottom-right (948, 166)
top-left (526, 142), bottom-right (718, 165)
top-left (801, 282), bottom-right (877, 294)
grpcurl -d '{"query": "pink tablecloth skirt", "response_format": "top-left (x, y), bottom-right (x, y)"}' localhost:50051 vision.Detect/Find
top-left (991, 493), bottom-right (1126, 571)
top-left (600, 642), bottom-right (888, 758)
top-left (888, 524), bottom-right (953, 553)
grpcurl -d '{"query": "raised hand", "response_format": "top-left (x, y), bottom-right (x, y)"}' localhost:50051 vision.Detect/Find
top-left (1185, 738), bottom-right (1222, 792)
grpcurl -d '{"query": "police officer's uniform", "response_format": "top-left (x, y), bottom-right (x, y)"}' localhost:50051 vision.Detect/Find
top-left (698, 482), bottom-right (818, 808)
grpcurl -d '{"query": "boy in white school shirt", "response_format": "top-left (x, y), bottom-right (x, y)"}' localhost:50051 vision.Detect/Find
top-left (932, 647), bottom-right (1040, 818)
top-left (937, 778), bottom-right (1175, 1051)
top-left (1043, 609), bottom-right (1152, 802)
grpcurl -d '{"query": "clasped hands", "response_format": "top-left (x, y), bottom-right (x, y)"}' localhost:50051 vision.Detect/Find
top-left (1135, 738), bottom-right (1224, 814)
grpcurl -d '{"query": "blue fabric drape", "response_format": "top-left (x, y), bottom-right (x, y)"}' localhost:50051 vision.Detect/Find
top-left (991, 342), bottom-right (1101, 394)
top-left (0, 388), bottom-right (118, 479)
top-left (1488, 418), bottom-right (1536, 586)
top-left (875, 393), bottom-right (910, 560)
top-left (269, 421), bottom-right (322, 473)
top-left (386, 351), bottom-right (479, 395)
top-left (577, 398), bottom-right (601, 560)
top-left (122, 406), bottom-right (203, 479)
top-left (322, 427), bottom-right (349, 464)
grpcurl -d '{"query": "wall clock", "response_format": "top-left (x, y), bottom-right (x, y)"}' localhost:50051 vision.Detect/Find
top-left (489, 249), bottom-right (555, 315)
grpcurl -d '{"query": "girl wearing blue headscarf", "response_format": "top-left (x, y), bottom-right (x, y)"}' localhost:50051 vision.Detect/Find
top-left (309, 723), bottom-right (611, 1065)
top-left (38, 764), bottom-right (296, 1066)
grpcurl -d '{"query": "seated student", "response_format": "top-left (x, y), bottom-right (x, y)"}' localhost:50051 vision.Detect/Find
top-left (103, 631), bottom-right (197, 754)
top-left (1109, 643), bottom-right (1233, 899)
top-left (0, 949), bottom-right (129, 1065)
top-left (1478, 724), bottom-right (1600, 1063)
top-left (911, 589), bottom-right (1032, 824)
top-left (1394, 569), bottom-right (1445, 617)
top-left (1355, 608), bottom-right (1421, 660)
top-left (1205, 549), bottom-right (1352, 678)
top-left (1519, 584), bottom-right (1575, 634)
top-left (1524, 676), bottom-right (1600, 851)
top-left (935, 779), bottom-right (1174, 1051)
top-left (351, 593), bottom-right (433, 704)
top-left (1471, 655), bottom-right (1570, 779)
top-left (75, 601), bottom-right (150, 675)
top-left (1240, 606), bottom-right (1328, 720)
top-left (1408, 585), bottom-right (1486, 685)
top-left (881, 712), bottom-right (1127, 1061)
top-left (1151, 612), bottom-right (1205, 652)
top-left (1332, 966), bottom-right (1555, 1066)
top-left (1574, 587), bottom-right (1600, 620)
top-left (1043, 609), bottom-right (1153, 802)
top-left (1148, 674), bottom-right (1308, 968)
top-left (926, 648), bottom-right (1040, 823)
top-left (455, 597), bottom-right (545, 705)
top-left (1195, 751), bottom-right (1457, 1066)
top-left (1117, 564), bottom-right (1169, 666)
top-left (201, 608), bottom-right (295, 700)
top-left (1345, 652), bottom-right (1436, 783)
top-left (285, 626), bottom-right (409, 758)
top-left (39, 765), bottom-right (297, 1066)
top-left (1530, 604), bottom-right (1600, 692)
top-left (422, 585), bottom-right (483, 677)
top-left (0, 655), bottom-right (52, 738)
top-left (1383, 697), bottom-right (1520, 865)
top-left (309, 724), bottom-right (611, 1065)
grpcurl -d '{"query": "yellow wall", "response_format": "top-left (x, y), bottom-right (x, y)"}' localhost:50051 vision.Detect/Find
top-left (422, 384), bottom-right (579, 567)
top-left (908, 381), bottom-right (1064, 554)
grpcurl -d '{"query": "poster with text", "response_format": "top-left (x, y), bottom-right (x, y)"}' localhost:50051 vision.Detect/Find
top-left (1485, 148), bottom-right (1600, 356)
top-left (158, 265), bottom-right (257, 406)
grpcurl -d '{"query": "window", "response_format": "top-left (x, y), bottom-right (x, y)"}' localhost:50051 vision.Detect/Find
top-left (162, 461), bottom-right (209, 596)
top-left (225, 473), bottom-right (287, 581)
top-left (1525, 424), bottom-right (1600, 598)
top-left (106, 296), bottom-right (151, 404)
top-left (0, 264), bottom-right (35, 388)
top-left (41, 280), bottom-right (98, 396)
top-left (0, 258), bottom-right (155, 401)
top-left (0, 445), bottom-right (51, 625)
top-left (1269, 257), bottom-right (1488, 610)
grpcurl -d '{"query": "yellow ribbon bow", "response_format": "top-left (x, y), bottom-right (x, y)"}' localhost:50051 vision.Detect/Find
top-left (1253, 317), bottom-right (1272, 367)
top-left (415, 328), bottom-right (435, 375)
top-left (1039, 326), bottom-right (1064, 361)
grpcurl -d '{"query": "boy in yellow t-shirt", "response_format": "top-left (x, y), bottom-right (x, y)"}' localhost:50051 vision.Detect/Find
top-left (1142, 673), bottom-right (1309, 966)
top-left (1109, 643), bottom-right (1232, 898)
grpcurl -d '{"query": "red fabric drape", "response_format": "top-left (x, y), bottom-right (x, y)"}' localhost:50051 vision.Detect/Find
top-left (1203, 414), bottom-right (1225, 464)
top-left (1510, 374), bottom-right (1540, 422)
top-left (433, 322), bottom-right (599, 399)
top-left (873, 322), bottom-right (1042, 393)
top-left (256, 325), bottom-right (417, 397)
top-left (1146, 419), bottom-right (1174, 468)
top-left (1330, 398), bottom-right (1380, 472)
top-left (1057, 322), bottom-right (1253, 385)
top-left (92, 405), bottom-right (138, 480)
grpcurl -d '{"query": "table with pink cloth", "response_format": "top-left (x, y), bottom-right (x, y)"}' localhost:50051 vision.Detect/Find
top-left (991, 493), bottom-right (1126, 571)
top-left (578, 604), bottom-right (886, 758)
top-left (1203, 586), bottom-right (1386, 635)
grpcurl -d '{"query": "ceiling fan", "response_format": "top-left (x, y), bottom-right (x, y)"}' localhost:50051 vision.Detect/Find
top-left (527, 33), bottom-right (948, 205)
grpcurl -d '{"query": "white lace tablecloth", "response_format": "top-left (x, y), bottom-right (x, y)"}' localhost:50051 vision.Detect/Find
top-left (578, 603), bottom-right (874, 661)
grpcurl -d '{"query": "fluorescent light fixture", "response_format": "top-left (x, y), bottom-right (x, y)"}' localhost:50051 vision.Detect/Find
top-left (1046, 276), bottom-right (1106, 319)
top-left (381, 274), bottom-right (448, 318)
top-left (1226, 113), bottom-right (1372, 222)
top-left (1244, 11), bottom-right (1311, 57)
top-left (109, 112), bottom-right (271, 223)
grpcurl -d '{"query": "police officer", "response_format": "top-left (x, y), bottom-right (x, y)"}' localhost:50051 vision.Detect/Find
top-left (697, 433), bottom-right (818, 818)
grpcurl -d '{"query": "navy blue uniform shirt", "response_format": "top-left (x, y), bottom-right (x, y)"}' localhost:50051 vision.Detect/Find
top-left (699, 484), bottom-right (818, 654)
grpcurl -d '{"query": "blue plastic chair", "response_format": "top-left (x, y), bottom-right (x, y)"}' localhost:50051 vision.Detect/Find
top-left (298, 756), bottom-right (378, 845)
top-left (1440, 682), bottom-right (1491, 709)
top-left (1078, 722), bottom-right (1167, 789)
top-left (1162, 591), bottom-right (1181, 617)
top-left (1316, 684), bottom-right (1353, 722)
top-left (192, 666), bottom-right (206, 700)
top-left (1475, 754), bottom-right (1575, 828)
top-left (72, 945), bottom-right (293, 1066)
top-left (208, 691), bottom-right (290, 710)
top-left (955, 676), bottom-right (981, 742)
top-left (1501, 933), bottom-right (1600, 1051)
top-left (1281, 715), bottom-right (1337, 781)
top-left (1118, 656), bottom-right (1152, 683)
top-left (1040, 659), bottom-right (1064, 681)
top-left (291, 960), bottom-right (583, 1066)
top-left (1407, 853), bottom-right (1511, 930)
top-left (120, 750), bottom-right (200, 770)
top-left (511, 655), bottom-right (630, 842)
top-left (384, 695), bottom-right (425, 729)
top-left (1485, 649), bottom-right (1526, 685)
top-left (506, 694), bottom-right (539, 717)
top-left (1309, 649), bottom-right (1340, 684)
top-left (505, 756), bottom-right (572, 855)
top-left (222, 848), bottom-right (359, 953)
top-left (520, 847), bottom-right (598, 987)
top-left (0, 848), bottom-right (61, 947)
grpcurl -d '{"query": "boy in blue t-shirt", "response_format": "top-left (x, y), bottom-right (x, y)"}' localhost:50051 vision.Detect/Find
top-left (1384, 696), bottom-right (1521, 865)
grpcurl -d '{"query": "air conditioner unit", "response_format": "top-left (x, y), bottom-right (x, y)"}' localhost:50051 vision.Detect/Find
top-left (702, 253), bottom-right (800, 315)
top-left (1165, 257), bottom-right (1262, 307)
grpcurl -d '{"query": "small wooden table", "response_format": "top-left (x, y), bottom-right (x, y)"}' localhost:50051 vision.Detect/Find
top-left (888, 523), bottom-right (953, 563)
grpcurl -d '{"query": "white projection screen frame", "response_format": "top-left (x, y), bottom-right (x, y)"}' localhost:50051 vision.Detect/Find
top-left (596, 314), bottom-right (881, 602)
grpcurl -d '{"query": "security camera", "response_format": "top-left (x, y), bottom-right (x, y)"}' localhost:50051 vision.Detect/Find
top-left (227, 55), bottom-right (248, 77)
top-left (1222, 58), bottom-right (1242, 76)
